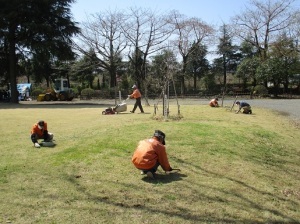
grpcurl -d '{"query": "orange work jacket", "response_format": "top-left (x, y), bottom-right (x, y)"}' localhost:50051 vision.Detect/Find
top-left (130, 89), bottom-right (141, 99)
top-left (132, 138), bottom-right (171, 171)
top-left (209, 99), bottom-right (218, 107)
top-left (31, 122), bottom-right (48, 138)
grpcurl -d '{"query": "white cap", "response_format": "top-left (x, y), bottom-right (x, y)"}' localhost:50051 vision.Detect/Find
top-left (132, 85), bottom-right (137, 89)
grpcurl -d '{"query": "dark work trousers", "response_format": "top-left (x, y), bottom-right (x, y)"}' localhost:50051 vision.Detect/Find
top-left (132, 97), bottom-right (144, 113)
top-left (140, 162), bottom-right (160, 174)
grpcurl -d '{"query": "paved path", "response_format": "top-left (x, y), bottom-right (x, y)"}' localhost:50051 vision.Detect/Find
top-left (238, 99), bottom-right (300, 121)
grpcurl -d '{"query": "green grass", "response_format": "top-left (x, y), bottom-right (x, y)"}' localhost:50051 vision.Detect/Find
top-left (0, 103), bottom-right (299, 223)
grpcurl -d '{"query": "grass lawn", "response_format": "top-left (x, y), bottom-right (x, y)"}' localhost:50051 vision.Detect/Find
top-left (0, 102), bottom-right (299, 223)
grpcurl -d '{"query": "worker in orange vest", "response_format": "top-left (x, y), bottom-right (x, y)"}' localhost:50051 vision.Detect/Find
top-left (209, 98), bottom-right (219, 107)
top-left (132, 130), bottom-right (173, 179)
top-left (129, 85), bottom-right (144, 113)
top-left (31, 120), bottom-right (54, 148)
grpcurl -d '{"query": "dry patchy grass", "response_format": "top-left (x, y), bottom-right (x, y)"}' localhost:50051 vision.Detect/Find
top-left (0, 103), bottom-right (299, 223)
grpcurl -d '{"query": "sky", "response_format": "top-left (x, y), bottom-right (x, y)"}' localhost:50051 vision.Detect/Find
top-left (69, 0), bottom-right (300, 61)
top-left (70, 0), bottom-right (250, 26)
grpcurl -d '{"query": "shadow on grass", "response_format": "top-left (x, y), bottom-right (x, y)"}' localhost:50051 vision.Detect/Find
top-left (141, 172), bottom-right (187, 184)
top-left (63, 170), bottom-right (299, 223)
top-left (171, 156), bottom-right (299, 222)
top-left (63, 173), bottom-right (247, 223)
top-left (56, 150), bottom-right (300, 224)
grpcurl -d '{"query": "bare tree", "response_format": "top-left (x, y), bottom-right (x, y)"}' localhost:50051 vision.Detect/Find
top-left (74, 10), bottom-right (128, 87)
top-left (122, 7), bottom-right (174, 103)
top-left (169, 10), bottom-right (214, 95)
top-left (232, 0), bottom-right (297, 61)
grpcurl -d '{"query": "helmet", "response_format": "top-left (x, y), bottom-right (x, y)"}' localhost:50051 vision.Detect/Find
top-left (153, 130), bottom-right (166, 145)
top-left (132, 84), bottom-right (137, 89)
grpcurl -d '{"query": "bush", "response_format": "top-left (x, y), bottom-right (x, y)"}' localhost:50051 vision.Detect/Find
top-left (31, 88), bottom-right (44, 97)
top-left (80, 88), bottom-right (95, 99)
top-left (81, 88), bottom-right (95, 95)
top-left (253, 85), bottom-right (268, 96)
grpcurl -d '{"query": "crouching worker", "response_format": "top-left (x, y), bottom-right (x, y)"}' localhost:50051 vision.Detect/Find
top-left (132, 130), bottom-right (172, 179)
top-left (31, 120), bottom-right (54, 148)
top-left (209, 98), bottom-right (219, 107)
top-left (236, 101), bottom-right (252, 114)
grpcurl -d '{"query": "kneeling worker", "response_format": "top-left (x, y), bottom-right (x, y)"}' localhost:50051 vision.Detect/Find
top-left (236, 101), bottom-right (252, 114)
top-left (209, 98), bottom-right (219, 107)
top-left (132, 130), bottom-right (173, 178)
top-left (31, 120), bottom-right (54, 148)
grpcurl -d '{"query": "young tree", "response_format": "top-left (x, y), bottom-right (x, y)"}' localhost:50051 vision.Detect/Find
top-left (186, 43), bottom-right (209, 91)
top-left (75, 10), bottom-right (127, 88)
top-left (170, 10), bottom-right (214, 95)
top-left (0, 0), bottom-right (79, 103)
top-left (216, 24), bottom-right (241, 89)
top-left (149, 49), bottom-right (179, 96)
top-left (122, 7), bottom-right (174, 97)
top-left (256, 57), bottom-right (286, 96)
top-left (236, 57), bottom-right (260, 88)
top-left (70, 50), bottom-right (100, 88)
top-left (256, 34), bottom-right (300, 95)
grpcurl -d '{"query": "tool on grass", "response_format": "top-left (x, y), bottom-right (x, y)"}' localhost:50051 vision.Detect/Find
top-left (171, 168), bottom-right (181, 171)
top-left (165, 168), bottom-right (181, 174)
top-left (40, 140), bottom-right (55, 147)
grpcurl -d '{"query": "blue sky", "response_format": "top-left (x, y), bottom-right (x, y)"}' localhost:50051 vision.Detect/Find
top-left (71, 0), bottom-right (250, 26)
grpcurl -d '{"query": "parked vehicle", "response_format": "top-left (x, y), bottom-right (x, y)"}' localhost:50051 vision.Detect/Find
top-left (37, 78), bottom-right (74, 101)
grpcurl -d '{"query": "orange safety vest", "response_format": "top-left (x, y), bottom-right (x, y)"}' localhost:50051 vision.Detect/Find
top-left (209, 99), bottom-right (218, 106)
top-left (130, 89), bottom-right (141, 99)
top-left (31, 122), bottom-right (48, 138)
top-left (132, 138), bottom-right (171, 171)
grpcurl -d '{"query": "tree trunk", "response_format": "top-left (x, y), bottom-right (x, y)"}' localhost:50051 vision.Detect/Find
top-left (143, 83), bottom-right (150, 106)
top-left (223, 54), bottom-right (227, 88)
top-left (8, 24), bottom-right (18, 103)
top-left (180, 75), bottom-right (185, 95)
top-left (110, 70), bottom-right (116, 88)
top-left (193, 74), bottom-right (197, 91)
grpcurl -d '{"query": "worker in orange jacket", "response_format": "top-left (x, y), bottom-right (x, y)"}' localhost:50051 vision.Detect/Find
top-left (129, 84), bottom-right (144, 113)
top-left (132, 130), bottom-right (172, 178)
top-left (31, 120), bottom-right (53, 148)
top-left (209, 98), bottom-right (219, 107)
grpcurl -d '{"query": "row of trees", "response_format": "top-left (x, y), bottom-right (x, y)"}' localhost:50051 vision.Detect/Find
top-left (0, 0), bottom-right (81, 103)
top-left (1, 0), bottom-right (300, 103)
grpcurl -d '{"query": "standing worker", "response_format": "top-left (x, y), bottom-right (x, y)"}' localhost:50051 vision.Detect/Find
top-left (236, 101), bottom-right (252, 114)
top-left (129, 84), bottom-right (144, 113)
top-left (132, 130), bottom-right (173, 179)
top-left (209, 98), bottom-right (219, 107)
top-left (31, 120), bottom-right (54, 148)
